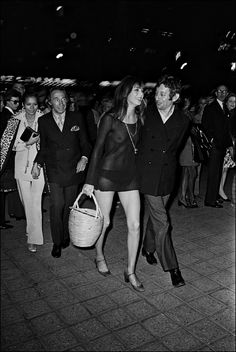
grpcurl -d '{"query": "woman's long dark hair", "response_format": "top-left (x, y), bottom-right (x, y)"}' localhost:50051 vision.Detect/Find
top-left (112, 75), bottom-right (145, 122)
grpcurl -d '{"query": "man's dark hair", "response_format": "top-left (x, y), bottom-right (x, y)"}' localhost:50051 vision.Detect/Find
top-left (156, 75), bottom-right (182, 100)
top-left (4, 89), bottom-right (21, 104)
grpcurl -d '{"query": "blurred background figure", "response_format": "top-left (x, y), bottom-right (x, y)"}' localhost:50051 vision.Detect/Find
top-left (11, 81), bottom-right (26, 112)
top-left (12, 81), bottom-right (26, 97)
top-left (191, 96), bottom-right (209, 197)
top-left (0, 92), bottom-right (5, 112)
top-left (0, 89), bottom-right (25, 230)
top-left (178, 95), bottom-right (199, 208)
top-left (218, 92), bottom-right (236, 202)
top-left (74, 88), bottom-right (97, 146)
top-left (202, 84), bottom-right (233, 208)
top-left (36, 87), bottom-right (51, 114)
top-left (97, 90), bottom-right (114, 124)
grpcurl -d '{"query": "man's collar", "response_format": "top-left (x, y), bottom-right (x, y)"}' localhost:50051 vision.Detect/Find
top-left (157, 105), bottom-right (175, 123)
top-left (216, 98), bottom-right (224, 107)
top-left (52, 111), bottom-right (66, 119)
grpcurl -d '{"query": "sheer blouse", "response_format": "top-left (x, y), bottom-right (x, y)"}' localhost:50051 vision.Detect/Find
top-left (86, 113), bottom-right (141, 191)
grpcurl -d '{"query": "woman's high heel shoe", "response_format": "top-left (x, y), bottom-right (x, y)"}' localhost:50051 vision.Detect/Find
top-left (189, 200), bottom-right (198, 208)
top-left (94, 258), bottom-right (111, 277)
top-left (124, 271), bottom-right (145, 292)
top-left (178, 200), bottom-right (191, 208)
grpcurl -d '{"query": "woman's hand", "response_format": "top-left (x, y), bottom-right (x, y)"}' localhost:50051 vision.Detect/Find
top-left (82, 184), bottom-right (94, 197)
top-left (31, 163), bottom-right (40, 179)
top-left (26, 133), bottom-right (40, 146)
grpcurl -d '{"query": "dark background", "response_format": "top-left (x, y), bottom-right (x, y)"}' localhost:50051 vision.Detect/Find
top-left (0, 0), bottom-right (236, 93)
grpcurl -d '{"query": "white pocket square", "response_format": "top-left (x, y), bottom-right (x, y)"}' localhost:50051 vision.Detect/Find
top-left (71, 125), bottom-right (80, 132)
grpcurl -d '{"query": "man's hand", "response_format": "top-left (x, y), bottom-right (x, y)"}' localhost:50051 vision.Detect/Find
top-left (76, 157), bottom-right (88, 173)
top-left (31, 163), bottom-right (40, 179)
top-left (82, 184), bottom-right (94, 197)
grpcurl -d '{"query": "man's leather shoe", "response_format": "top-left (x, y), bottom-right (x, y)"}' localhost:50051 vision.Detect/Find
top-left (0, 223), bottom-right (14, 230)
top-left (170, 268), bottom-right (185, 287)
top-left (204, 201), bottom-right (223, 208)
top-left (61, 238), bottom-right (70, 249)
top-left (217, 197), bottom-right (223, 203)
top-left (141, 248), bottom-right (157, 265)
top-left (51, 244), bottom-right (61, 258)
top-left (15, 216), bottom-right (26, 221)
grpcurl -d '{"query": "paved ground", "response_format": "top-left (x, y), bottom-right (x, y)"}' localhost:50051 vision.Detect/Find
top-left (1, 167), bottom-right (235, 351)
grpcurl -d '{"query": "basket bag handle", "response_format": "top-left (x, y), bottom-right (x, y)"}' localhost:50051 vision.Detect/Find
top-left (71, 191), bottom-right (103, 219)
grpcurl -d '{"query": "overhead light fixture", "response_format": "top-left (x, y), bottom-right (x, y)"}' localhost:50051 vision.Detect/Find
top-left (99, 81), bottom-right (110, 87)
top-left (70, 32), bottom-right (77, 39)
top-left (180, 62), bottom-right (188, 70)
top-left (160, 31), bottom-right (173, 38)
top-left (56, 53), bottom-right (63, 59)
top-left (175, 51), bottom-right (181, 61)
top-left (231, 62), bottom-right (236, 71)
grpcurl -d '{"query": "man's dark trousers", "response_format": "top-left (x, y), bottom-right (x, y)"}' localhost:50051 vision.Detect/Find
top-left (49, 183), bottom-right (78, 246)
top-left (143, 194), bottom-right (179, 271)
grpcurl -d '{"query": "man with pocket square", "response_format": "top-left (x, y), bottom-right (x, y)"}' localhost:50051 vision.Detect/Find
top-left (32, 88), bottom-right (91, 258)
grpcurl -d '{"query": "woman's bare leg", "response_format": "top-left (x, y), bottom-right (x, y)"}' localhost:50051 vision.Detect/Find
top-left (219, 167), bottom-right (229, 199)
top-left (118, 190), bottom-right (140, 274)
top-left (94, 190), bottom-right (115, 272)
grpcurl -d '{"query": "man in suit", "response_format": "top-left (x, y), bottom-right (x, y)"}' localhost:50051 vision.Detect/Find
top-left (137, 75), bottom-right (189, 287)
top-left (32, 88), bottom-right (91, 258)
top-left (202, 84), bottom-right (233, 208)
top-left (0, 89), bottom-right (25, 230)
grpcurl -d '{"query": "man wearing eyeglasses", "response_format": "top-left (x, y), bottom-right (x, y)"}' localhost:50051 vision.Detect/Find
top-left (0, 89), bottom-right (21, 136)
top-left (202, 84), bottom-right (233, 208)
top-left (0, 89), bottom-right (23, 229)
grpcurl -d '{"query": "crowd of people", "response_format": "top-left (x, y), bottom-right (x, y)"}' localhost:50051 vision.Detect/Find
top-left (0, 76), bottom-right (235, 292)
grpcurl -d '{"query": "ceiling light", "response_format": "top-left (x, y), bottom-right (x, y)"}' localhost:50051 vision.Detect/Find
top-left (231, 62), bottom-right (236, 71)
top-left (180, 62), bottom-right (188, 70)
top-left (70, 32), bottom-right (77, 39)
top-left (141, 28), bottom-right (150, 34)
top-left (99, 81), bottom-right (110, 87)
top-left (56, 53), bottom-right (63, 59)
top-left (175, 51), bottom-right (181, 60)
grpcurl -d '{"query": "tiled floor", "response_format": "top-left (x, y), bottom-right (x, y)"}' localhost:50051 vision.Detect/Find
top-left (1, 167), bottom-right (235, 351)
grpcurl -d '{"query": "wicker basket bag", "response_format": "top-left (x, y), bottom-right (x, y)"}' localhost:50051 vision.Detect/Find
top-left (69, 192), bottom-right (104, 247)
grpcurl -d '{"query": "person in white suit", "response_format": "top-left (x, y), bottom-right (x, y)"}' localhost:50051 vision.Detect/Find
top-left (13, 93), bottom-right (45, 252)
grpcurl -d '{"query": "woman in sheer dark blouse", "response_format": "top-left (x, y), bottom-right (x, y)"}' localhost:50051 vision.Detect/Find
top-left (83, 76), bottom-right (145, 292)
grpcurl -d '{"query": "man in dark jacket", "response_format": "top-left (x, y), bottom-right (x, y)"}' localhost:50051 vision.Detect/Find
top-left (32, 88), bottom-right (91, 258)
top-left (137, 75), bottom-right (189, 287)
top-left (202, 84), bottom-right (233, 207)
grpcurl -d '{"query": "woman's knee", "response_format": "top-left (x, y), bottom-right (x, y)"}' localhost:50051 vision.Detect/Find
top-left (127, 220), bottom-right (140, 234)
top-left (103, 217), bottom-right (110, 230)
